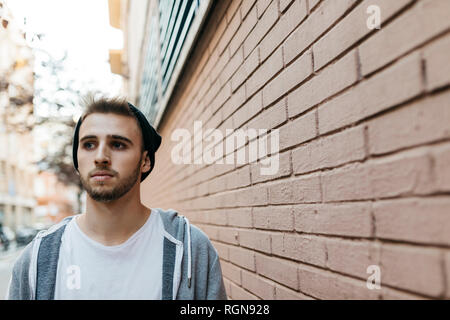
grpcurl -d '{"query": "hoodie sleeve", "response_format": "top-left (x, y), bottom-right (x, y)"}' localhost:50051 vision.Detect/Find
top-left (7, 240), bottom-right (34, 300)
top-left (206, 251), bottom-right (228, 300)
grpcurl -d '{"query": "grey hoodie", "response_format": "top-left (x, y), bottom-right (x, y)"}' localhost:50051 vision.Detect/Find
top-left (6, 208), bottom-right (227, 300)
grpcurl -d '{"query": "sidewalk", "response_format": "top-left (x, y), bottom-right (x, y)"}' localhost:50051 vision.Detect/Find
top-left (0, 243), bottom-right (25, 299)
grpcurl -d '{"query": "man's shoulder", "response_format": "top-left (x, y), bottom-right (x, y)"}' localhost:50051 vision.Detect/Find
top-left (155, 208), bottom-right (215, 251)
top-left (35, 215), bottom-right (75, 240)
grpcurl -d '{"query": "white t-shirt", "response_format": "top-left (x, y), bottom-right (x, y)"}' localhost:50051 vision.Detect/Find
top-left (54, 209), bottom-right (165, 300)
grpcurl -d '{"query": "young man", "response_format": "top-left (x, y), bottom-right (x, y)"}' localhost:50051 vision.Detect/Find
top-left (6, 97), bottom-right (227, 300)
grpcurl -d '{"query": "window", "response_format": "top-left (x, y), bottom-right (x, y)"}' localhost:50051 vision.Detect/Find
top-left (139, 0), bottom-right (213, 126)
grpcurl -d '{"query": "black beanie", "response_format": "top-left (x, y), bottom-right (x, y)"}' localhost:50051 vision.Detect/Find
top-left (72, 102), bottom-right (162, 182)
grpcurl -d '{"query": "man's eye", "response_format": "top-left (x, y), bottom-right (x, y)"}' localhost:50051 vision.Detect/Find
top-left (112, 142), bottom-right (125, 149)
top-left (83, 142), bottom-right (95, 149)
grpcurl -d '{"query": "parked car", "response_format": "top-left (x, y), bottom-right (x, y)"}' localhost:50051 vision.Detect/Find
top-left (0, 226), bottom-right (10, 251)
top-left (2, 226), bottom-right (15, 242)
top-left (15, 226), bottom-right (39, 246)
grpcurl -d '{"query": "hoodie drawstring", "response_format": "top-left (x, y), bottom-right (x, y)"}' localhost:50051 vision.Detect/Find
top-left (184, 216), bottom-right (192, 288)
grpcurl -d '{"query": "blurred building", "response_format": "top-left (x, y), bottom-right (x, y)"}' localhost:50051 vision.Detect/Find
top-left (0, 0), bottom-right (37, 231)
top-left (34, 171), bottom-right (79, 225)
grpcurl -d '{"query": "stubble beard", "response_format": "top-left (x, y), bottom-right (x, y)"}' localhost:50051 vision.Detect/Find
top-left (80, 162), bottom-right (141, 203)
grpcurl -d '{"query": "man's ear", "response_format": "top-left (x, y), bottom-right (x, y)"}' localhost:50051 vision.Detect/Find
top-left (141, 150), bottom-right (151, 173)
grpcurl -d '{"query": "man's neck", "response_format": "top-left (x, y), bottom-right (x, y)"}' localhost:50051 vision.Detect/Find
top-left (77, 188), bottom-right (152, 246)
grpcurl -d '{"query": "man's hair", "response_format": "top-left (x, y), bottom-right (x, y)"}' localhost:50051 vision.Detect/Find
top-left (80, 95), bottom-right (145, 152)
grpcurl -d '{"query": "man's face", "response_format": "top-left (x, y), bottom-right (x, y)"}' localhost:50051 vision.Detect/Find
top-left (77, 113), bottom-right (149, 202)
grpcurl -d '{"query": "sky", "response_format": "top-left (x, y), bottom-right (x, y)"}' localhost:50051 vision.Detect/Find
top-left (5, 0), bottom-right (125, 164)
top-left (7, 0), bottom-right (124, 118)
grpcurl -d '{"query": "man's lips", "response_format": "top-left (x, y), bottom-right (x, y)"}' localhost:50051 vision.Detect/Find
top-left (91, 171), bottom-right (115, 180)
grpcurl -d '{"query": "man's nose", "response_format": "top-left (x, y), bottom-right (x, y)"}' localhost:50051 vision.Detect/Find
top-left (94, 142), bottom-right (111, 165)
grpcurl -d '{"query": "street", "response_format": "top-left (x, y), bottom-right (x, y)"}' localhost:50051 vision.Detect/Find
top-left (0, 243), bottom-right (25, 300)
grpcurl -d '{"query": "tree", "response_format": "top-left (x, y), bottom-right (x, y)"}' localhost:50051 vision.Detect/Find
top-left (31, 36), bottom-right (103, 212)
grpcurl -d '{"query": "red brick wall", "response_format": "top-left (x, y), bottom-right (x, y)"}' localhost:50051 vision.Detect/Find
top-left (141, 0), bottom-right (450, 299)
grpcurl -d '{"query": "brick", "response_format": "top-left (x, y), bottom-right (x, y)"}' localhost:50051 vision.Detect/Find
top-left (229, 281), bottom-right (259, 299)
top-left (272, 233), bottom-right (327, 267)
top-left (255, 254), bottom-right (299, 290)
top-left (238, 229), bottom-right (272, 253)
top-left (218, 227), bottom-right (240, 245)
top-left (292, 125), bottom-right (366, 174)
top-left (231, 47), bottom-right (260, 92)
top-left (241, 0), bottom-right (257, 20)
top-left (268, 174), bottom-right (321, 204)
top-left (369, 149), bottom-right (436, 197)
top-left (204, 78), bottom-right (221, 109)
top-left (381, 287), bottom-right (427, 300)
top-left (210, 48), bottom-right (230, 86)
top-left (284, 0), bottom-right (357, 64)
top-left (232, 91), bottom-right (263, 129)
top-left (206, 209), bottom-right (228, 226)
top-left (253, 205), bottom-right (294, 231)
top-left (220, 48), bottom-right (244, 88)
top-left (380, 244), bottom-right (444, 297)
top-left (287, 50), bottom-right (357, 118)
top-left (197, 74), bottom-right (213, 103)
top-left (251, 149), bottom-right (291, 184)
top-left (424, 34), bottom-right (450, 90)
top-left (229, 246), bottom-right (256, 271)
top-left (199, 224), bottom-right (220, 241)
top-left (234, 184), bottom-right (269, 206)
top-left (360, 0), bottom-right (450, 75)
top-left (227, 207), bottom-right (253, 227)
top-left (262, 49), bottom-right (313, 108)
top-left (208, 13), bottom-right (228, 54)
top-left (322, 148), bottom-right (436, 202)
top-left (318, 52), bottom-right (423, 134)
top-left (298, 265), bottom-right (380, 299)
top-left (446, 252), bottom-right (450, 298)
top-left (241, 270), bottom-right (276, 299)
top-left (244, 0), bottom-right (278, 58)
top-left (208, 175), bottom-right (228, 195)
top-left (326, 239), bottom-right (379, 279)
top-left (279, 0), bottom-right (294, 13)
top-left (293, 202), bottom-right (373, 237)
top-left (260, 0), bottom-right (308, 62)
top-left (226, 0), bottom-right (242, 23)
top-left (218, 5), bottom-right (242, 55)
top-left (222, 83), bottom-right (246, 120)
top-left (211, 82), bottom-right (232, 114)
top-left (229, 5), bottom-right (258, 57)
top-left (246, 46), bottom-right (283, 97)
top-left (257, 0), bottom-right (273, 18)
top-left (279, 109), bottom-right (317, 150)
top-left (275, 285), bottom-right (314, 300)
top-left (374, 197), bottom-right (450, 246)
top-left (223, 278), bottom-right (232, 298)
top-left (225, 165), bottom-right (251, 189)
top-left (432, 144), bottom-right (450, 192)
top-left (321, 163), bottom-right (371, 202)
top-left (368, 91), bottom-right (450, 155)
top-left (222, 260), bottom-right (242, 285)
top-left (247, 98), bottom-right (287, 131)
top-left (313, 0), bottom-right (414, 71)
top-left (212, 241), bottom-right (230, 261)
top-left (308, 0), bottom-right (320, 11)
